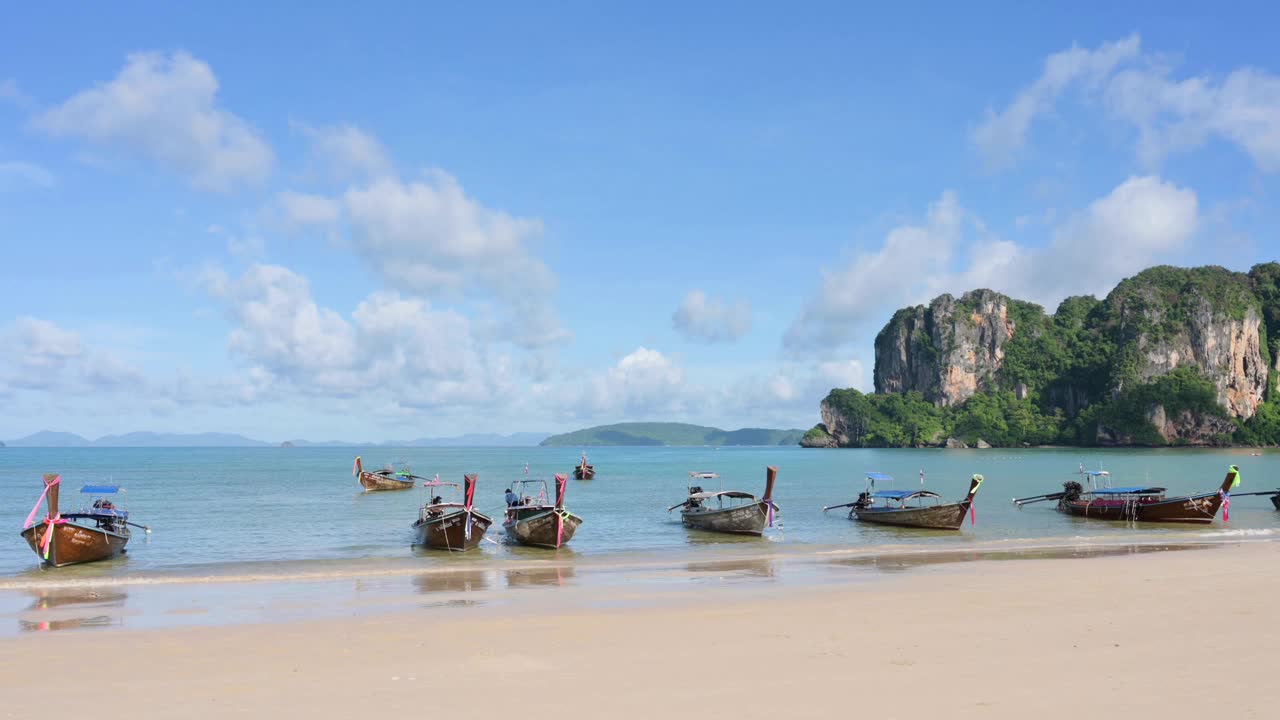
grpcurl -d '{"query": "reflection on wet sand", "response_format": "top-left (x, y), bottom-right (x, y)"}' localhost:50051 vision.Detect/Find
top-left (829, 543), bottom-right (1211, 574)
top-left (505, 565), bottom-right (576, 589)
top-left (27, 588), bottom-right (128, 611)
top-left (682, 530), bottom-right (773, 546)
top-left (685, 558), bottom-right (777, 580)
top-left (413, 569), bottom-right (492, 594)
top-left (16, 587), bottom-right (129, 633)
top-left (20, 615), bottom-right (120, 633)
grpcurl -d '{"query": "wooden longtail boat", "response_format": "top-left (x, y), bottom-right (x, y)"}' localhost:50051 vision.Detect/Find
top-left (19, 475), bottom-right (144, 568)
top-left (573, 452), bottom-right (595, 480)
top-left (669, 467), bottom-right (779, 536)
top-left (412, 474), bottom-right (493, 551)
top-left (1013, 465), bottom-right (1241, 524)
top-left (824, 472), bottom-right (983, 530)
top-left (353, 456), bottom-right (417, 492)
top-left (503, 474), bottom-right (583, 548)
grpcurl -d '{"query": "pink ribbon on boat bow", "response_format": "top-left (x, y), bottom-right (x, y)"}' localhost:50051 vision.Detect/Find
top-left (23, 474), bottom-right (60, 529)
top-left (24, 475), bottom-right (66, 561)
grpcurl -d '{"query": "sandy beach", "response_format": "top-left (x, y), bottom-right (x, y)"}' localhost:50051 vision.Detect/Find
top-left (1, 541), bottom-right (1275, 719)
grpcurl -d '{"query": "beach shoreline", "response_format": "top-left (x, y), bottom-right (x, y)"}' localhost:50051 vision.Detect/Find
top-left (1, 540), bottom-right (1276, 718)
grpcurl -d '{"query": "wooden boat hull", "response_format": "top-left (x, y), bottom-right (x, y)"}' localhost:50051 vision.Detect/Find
top-left (853, 500), bottom-right (971, 530)
top-left (358, 471), bottom-right (415, 492)
top-left (504, 508), bottom-right (583, 548)
top-left (413, 510), bottom-right (492, 551)
top-left (1057, 491), bottom-right (1225, 524)
top-left (681, 501), bottom-right (772, 536)
top-left (19, 521), bottom-right (129, 567)
top-left (573, 466), bottom-right (595, 480)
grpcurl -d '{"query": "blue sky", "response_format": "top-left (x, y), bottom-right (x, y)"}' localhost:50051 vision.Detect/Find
top-left (1, 2), bottom-right (1277, 441)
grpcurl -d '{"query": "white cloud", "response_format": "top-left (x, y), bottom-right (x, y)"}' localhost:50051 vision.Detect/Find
top-left (213, 264), bottom-right (359, 386)
top-left (34, 51), bottom-right (273, 191)
top-left (0, 161), bottom-right (55, 191)
top-left (12, 317), bottom-right (84, 372)
top-left (278, 190), bottom-right (342, 228)
top-left (976, 34), bottom-right (1280, 173)
top-left (0, 317), bottom-right (147, 394)
top-left (0, 78), bottom-right (32, 108)
top-left (786, 176), bottom-right (1198, 357)
top-left (672, 290), bottom-right (751, 343)
top-left (973, 35), bottom-right (1141, 168)
top-left (342, 171), bottom-right (566, 347)
top-left (299, 123), bottom-right (393, 181)
top-left (558, 347), bottom-right (692, 420)
top-left (784, 191), bottom-right (963, 350)
top-left (205, 263), bottom-right (511, 406)
top-left (939, 175), bottom-right (1198, 306)
top-left (1106, 66), bottom-right (1280, 171)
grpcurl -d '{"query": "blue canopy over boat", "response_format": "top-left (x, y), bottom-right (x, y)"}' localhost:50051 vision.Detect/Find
top-left (866, 472), bottom-right (894, 481)
top-left (80, 485), bottom-right (120, 494)
top-left (873, 489), bottom-right (941, 500)
top-left (1090, 486), bottom-right (1165, 495)
top-left (1084, 470), bottom-right (1111, 477)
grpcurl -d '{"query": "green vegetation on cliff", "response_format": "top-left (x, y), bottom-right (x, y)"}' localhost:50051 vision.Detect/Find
top-left (812, 264), bottom-right (1280, 448)
top-left (541, 423), bottom-right (804, 447)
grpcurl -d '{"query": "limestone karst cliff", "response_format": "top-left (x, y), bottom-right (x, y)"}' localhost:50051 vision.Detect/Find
top-left (809, 264), bottom-right (1280, 448)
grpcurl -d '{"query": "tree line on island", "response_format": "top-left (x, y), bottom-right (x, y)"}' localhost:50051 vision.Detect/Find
top-left (803, 263), bottom-right (1280, 448)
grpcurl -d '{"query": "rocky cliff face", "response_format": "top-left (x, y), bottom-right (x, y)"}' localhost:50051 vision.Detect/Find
top-left (834, 265), bottom-right (1279, 448)
top-left (815, 396), bottom-right (859, 447)
top-left (1107, 267), bottom-right (1268, 421)
top-left (873, 289), bottom-right (1016, 407)
top-left (1097, 405), bottom-right (1238, 446)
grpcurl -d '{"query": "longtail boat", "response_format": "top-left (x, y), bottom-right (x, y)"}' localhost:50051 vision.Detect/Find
top-left (824, 472), bottom-right (983, 530)
top-left (503, 474), bottom-right (583, 549)
top-left (412, 474), bottom-right (493, 551)
top-left (1013, 465), bottom-right (1241, 524)
top-left (668, 467), bottom-right (779, 536)
top-left (19, 475), bottom-right (146, 567)
top-left (353, 456), bottom-right (417, 492)
top-left (573, 452), bottom-right (595, 480)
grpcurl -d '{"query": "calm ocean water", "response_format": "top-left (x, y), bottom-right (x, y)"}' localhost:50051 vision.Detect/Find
top-left (2, 445), bottom-right (1277, 581)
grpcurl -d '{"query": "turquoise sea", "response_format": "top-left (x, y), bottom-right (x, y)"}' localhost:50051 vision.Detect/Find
top-left (2, 445), bottom-right (1277, 582)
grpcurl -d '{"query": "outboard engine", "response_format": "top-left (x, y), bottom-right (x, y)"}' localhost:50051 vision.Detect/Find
top-left (1062, 481), bottom-right (1083, 501)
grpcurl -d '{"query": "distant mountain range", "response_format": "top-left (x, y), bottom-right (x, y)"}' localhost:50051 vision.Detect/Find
top-left (4, 430), bottom-right (549, 448)
top-left (540, 423), bottom-right (805, 447)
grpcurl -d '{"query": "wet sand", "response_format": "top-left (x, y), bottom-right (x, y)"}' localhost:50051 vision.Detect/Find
top-left (1, 541), bottom-right (1275, 718)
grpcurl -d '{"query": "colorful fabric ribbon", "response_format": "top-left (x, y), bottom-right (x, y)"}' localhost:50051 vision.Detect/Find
top-left (23, 474), bottom-right (61, 529)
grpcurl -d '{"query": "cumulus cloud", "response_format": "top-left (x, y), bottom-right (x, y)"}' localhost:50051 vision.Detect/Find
top-left (556, 347), bottom-right (692, 420)
top-left (0, 161), bottom-right (55, 191)
top-left (0, 317), bottom-right (147, 394)
top-left (784, 191), bottom-right (963, 350)
top-left (34, 51), bottom-right (273, 190)
top-left (973, 35), bottom-right (1141, 168)
top-left (278, 190), bottom-right (342, 228)
top-left (0, 78), bottom-right (32, 108)
top-left (939, 175), bottom-right (1198, 306)
top-left (672, 290), bottom-right (751, 343)
top-left (1106, 66), bottom-right (1280, 171)
top-left (298, 122), bottom-right (393, 181)
top-left (785, 176), bottom-right (1198, 356)
top-left (324, 170), bottom-right (566, 347)
top-left (205, 263), bottom-right (511, 406)
top-left (974, 34), bottom-right (1280, 173)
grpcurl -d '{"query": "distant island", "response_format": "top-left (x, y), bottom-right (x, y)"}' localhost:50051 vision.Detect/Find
top-left (803, 263), bottom-right (1280, 449)
top-left (4, 430), bottom-right (550, 448)
top-left (541, 422), bottom-right (805, 447)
